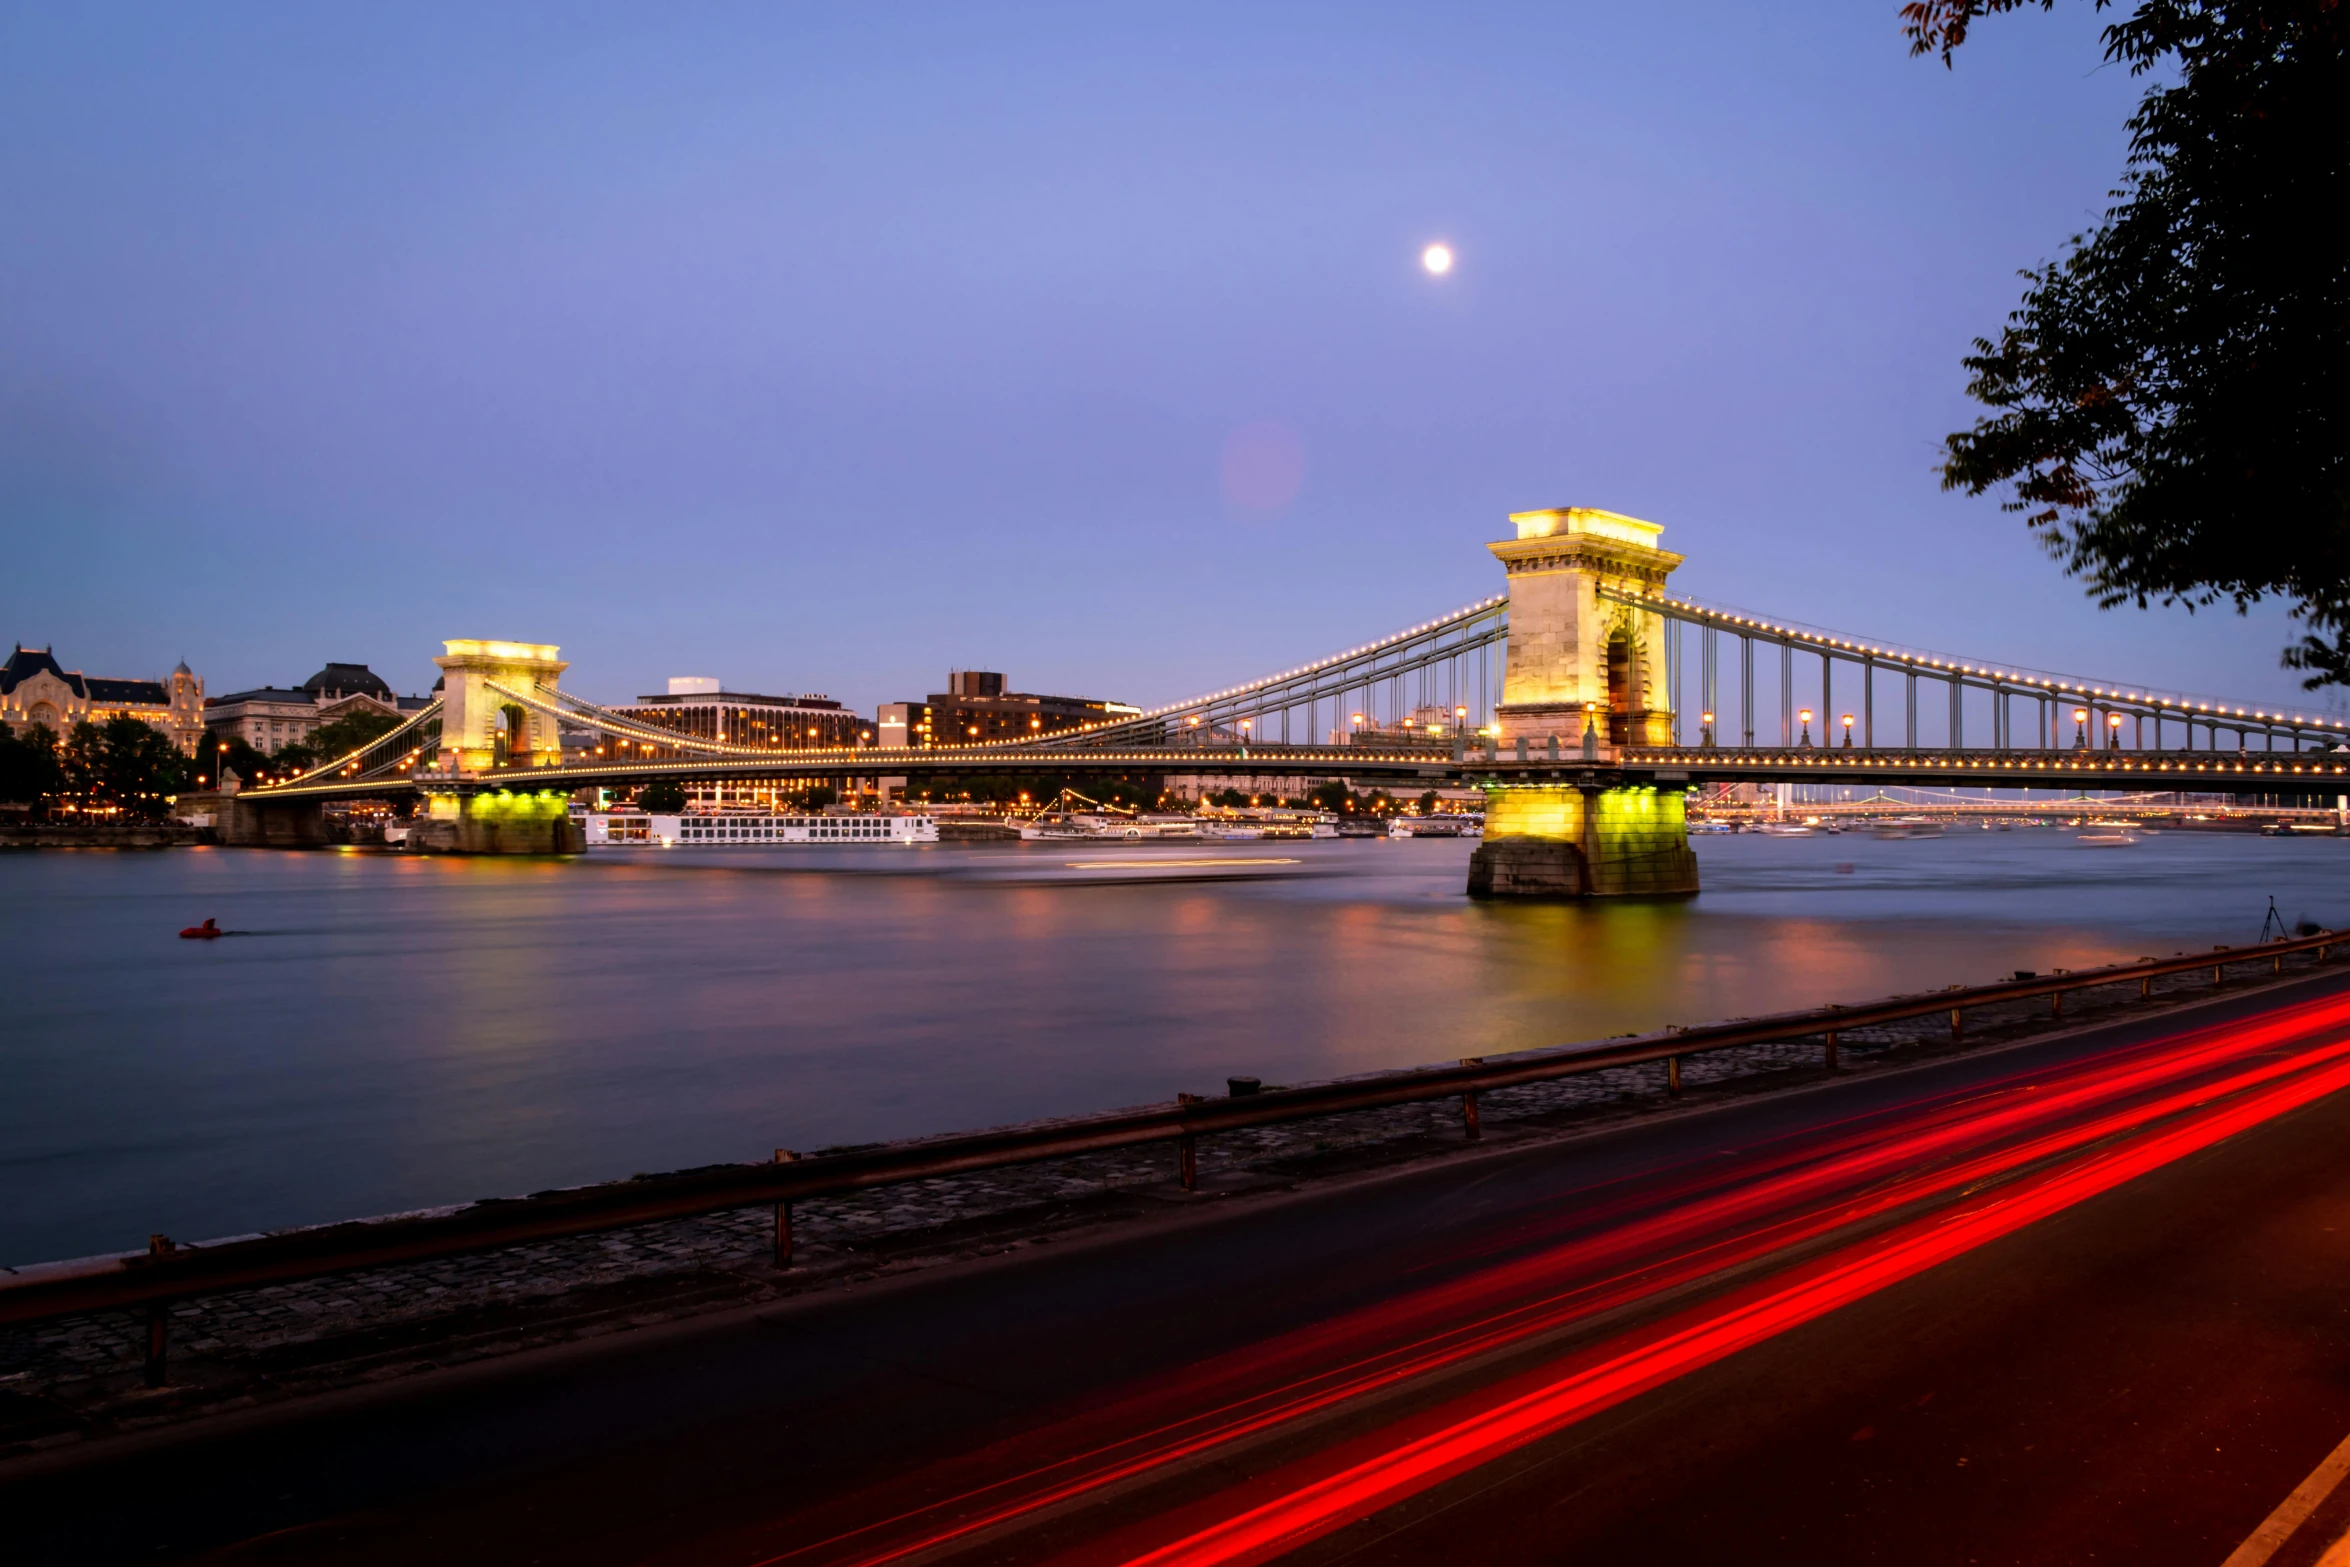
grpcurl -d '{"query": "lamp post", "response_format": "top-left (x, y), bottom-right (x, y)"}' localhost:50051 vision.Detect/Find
top-left (1701, 709), bottom-right (1715, 748)
top-left (1798, 708), bottom-right (1814, 748)
top-left (2073, 707), bottom-right (2089, 749)
top-left (1840, 713), bottom-right (1855, 748)
top-left (2107, 712), bottom-right (2124, 750)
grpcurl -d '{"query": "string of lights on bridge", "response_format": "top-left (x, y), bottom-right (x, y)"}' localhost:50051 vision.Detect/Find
top-left (255, 585), bottom-right (2350, 801)
top-left (1612, 587), bottom-right (2350, 736)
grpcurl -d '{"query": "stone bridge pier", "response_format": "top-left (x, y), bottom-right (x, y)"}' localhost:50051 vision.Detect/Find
top-left (1469, 507), bottom-right (1699, 899)
top-left (408, 789), bottom-right (585, 854)
top-left (217, 796), bottom-right (329, 848)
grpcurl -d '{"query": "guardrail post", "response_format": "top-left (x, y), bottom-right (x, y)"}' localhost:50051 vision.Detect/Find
top-left (772, 1150), bottom-right (799, 1269)
top-left (143, 1234), bottom-right (174, 1387)
top-left (1950, 1006), bottom-right (1963, 1042)
top-left (1177, 1094), bottom-right (1201, 1191)
top-left (1824, 1030), bottom-right (1838, 1071)
top-left (2052, 989), bottom-right (2063, 1020)
top-left (1459, 1058), bottom-right (1483, 1140)
top-left (1666, 1055), bottom-right (1683, 1097)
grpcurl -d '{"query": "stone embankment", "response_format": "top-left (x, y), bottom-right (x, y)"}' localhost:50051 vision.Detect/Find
top-left (0, 819), bottom-right (205, 850)
top-left (1, 956), bottom-right (2334, 1458)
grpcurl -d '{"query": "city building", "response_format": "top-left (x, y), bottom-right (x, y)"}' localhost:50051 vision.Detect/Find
top-left (598, 679), bottom-right (876, 813)
top-left (876, 670), bottom-right (1138, 748)
top-left (204, 663), bottom-right (429, 755)
top-left (611, 677), bottom-right (870, 759)
top-left (1, 645), bottom-right (205, 753)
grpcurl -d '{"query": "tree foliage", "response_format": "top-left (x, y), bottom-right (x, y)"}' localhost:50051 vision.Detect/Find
top-left (636, 779), bottom-right (689, 813)
top-left (1904, 1), bottom-right (2350, 683)
top-left (0, 723), bottom-right (64, 805)
top-left (59, 717), bottom-right (191, 815)
top-left (302, 707), bottom-right (406, 766)
top-left (204, 733), bottom-right (274, 787)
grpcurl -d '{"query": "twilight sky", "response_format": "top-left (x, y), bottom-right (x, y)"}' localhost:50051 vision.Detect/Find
top-left (2, 3), bottom-right (2332, 719)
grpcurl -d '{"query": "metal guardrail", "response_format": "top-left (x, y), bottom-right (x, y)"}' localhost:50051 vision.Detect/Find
top-left (5, 928), bottom-right (2342, 1384)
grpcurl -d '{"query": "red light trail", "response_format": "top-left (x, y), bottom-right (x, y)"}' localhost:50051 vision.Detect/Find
top-left (738, 993), bottom-right (2350, 1567)
top-left (1105, 1023), bottom-right (2350, 1567)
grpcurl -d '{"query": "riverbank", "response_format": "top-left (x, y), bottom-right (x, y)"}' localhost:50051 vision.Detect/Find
top-left (6, 948), bottom-right (2339, 1461)
top-left (0, 821), bottom-right (207, 850)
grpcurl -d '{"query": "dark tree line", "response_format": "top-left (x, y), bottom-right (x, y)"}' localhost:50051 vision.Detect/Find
top-left (0, 718), bottom-right (193, 816)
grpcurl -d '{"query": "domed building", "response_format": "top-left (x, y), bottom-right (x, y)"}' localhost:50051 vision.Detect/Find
top-left (202, 662), bottom-right (430, 756)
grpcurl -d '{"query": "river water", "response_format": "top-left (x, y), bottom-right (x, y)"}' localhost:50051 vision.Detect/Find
top-left (4, 829), bottom-right (2343, 1267)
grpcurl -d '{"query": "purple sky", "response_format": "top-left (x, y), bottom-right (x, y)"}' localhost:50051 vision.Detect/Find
top-left (3, 3), bottom-right (2331, 720)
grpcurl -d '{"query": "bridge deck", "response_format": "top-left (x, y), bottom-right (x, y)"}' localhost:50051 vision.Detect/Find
top-left (235, 743), bottom-right (2350, 805)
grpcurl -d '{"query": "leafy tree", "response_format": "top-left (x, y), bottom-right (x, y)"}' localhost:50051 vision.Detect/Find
top-left (1905, 1), bottom-right (2350, 683)
top-left (60, 717), bottom-right (191, 816)
top-left (0, 723), bottom-right (63, 806)
top-left (201, 733), bottom-right (273, 787)
top-left (1418, 790), bottom-right (1442, 815)
top-left (801, 784), bottom-right (840, 810)
top-left (302, 707), bottom-right (406, 766)
top-left (1308, 780), bottom-right (1356, 813)
top-left (269, 740), bottom-right (320, 776)
top-left (637, 779), bottom-right (688, 813)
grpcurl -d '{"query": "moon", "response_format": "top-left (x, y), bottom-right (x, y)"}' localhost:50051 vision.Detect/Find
top-left (1421, 242), bottom-right (1454, 276)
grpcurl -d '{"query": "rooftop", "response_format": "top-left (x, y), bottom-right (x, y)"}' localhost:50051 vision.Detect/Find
top-left (631, 691), bottom-right (844, 710)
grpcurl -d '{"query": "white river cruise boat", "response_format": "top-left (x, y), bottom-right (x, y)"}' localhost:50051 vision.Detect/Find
top-left (581, 811), bottom-right (938, 847)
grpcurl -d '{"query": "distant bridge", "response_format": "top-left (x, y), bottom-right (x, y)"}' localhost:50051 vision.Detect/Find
top-left (225, 507), bottom-right (2350, 880)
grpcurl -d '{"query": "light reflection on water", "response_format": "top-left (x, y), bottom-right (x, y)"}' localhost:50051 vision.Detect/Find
top-left (2, 829), bottom-right (2343, 1265)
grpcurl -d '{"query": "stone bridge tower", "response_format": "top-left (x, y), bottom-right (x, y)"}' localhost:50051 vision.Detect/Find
top-left (1471, 507), bottom-right (1698, 900)
top-left (1491, 507), bottom-right (1682, 749)
top-left (433, 640), bottom-right (569, 773)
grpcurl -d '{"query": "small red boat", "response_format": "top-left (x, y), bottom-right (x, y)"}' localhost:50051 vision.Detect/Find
top-left (179, 918), bottom-right (223, 940)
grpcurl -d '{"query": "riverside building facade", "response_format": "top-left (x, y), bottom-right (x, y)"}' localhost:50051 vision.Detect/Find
top-left (875, 670), bottom-right (1137, 748)
top-left (0, 645), bottom-right (206, 753)
top-left (611, 678), bottom-right (874, 811)
top-left (614, 679), bottom-right (869, 758)
top-left (203, 663), bottom-right (429, 755)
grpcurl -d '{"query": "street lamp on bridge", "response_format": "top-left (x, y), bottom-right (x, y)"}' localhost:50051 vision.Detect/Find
top-left (2073, 707), bottom-right (2090, 749)
top-left (1798, 708), bottom-right (1814, 748)
top-left (1841, 713), bottom-right (1855, 748)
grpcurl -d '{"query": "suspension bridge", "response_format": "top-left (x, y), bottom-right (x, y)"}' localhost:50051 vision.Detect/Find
top-left (214, 506), bottom-right (2350, 894)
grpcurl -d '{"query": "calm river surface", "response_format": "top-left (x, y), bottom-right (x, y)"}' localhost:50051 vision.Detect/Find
top-left (4, 830), bottom-right (2344, 1266)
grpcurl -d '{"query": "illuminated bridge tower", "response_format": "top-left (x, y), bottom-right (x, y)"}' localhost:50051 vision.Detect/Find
top-left (1470, 508), bottom-right (1700, 898)
top-left (416, 639), bottom-right (582, 854)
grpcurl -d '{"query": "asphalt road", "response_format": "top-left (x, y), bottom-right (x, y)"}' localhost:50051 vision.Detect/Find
top-left (15, 971), bottom-right (2350, 1567)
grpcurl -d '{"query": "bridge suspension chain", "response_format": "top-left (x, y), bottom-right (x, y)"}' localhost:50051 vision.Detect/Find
top-left (275, 700), bottom-right (445, 788)
top-left (1019, 596), bottom-right (1509, 752)
top-left (481, 681), bottom-right (837, 760)
top-left (1605, 586), bottom-right (2350, 755)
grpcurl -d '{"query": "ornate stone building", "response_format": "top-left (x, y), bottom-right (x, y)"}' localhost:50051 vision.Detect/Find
top-left (0, 646), bottom-right (205, 754)
top-left (203, 663), bottom-right (427, 755)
